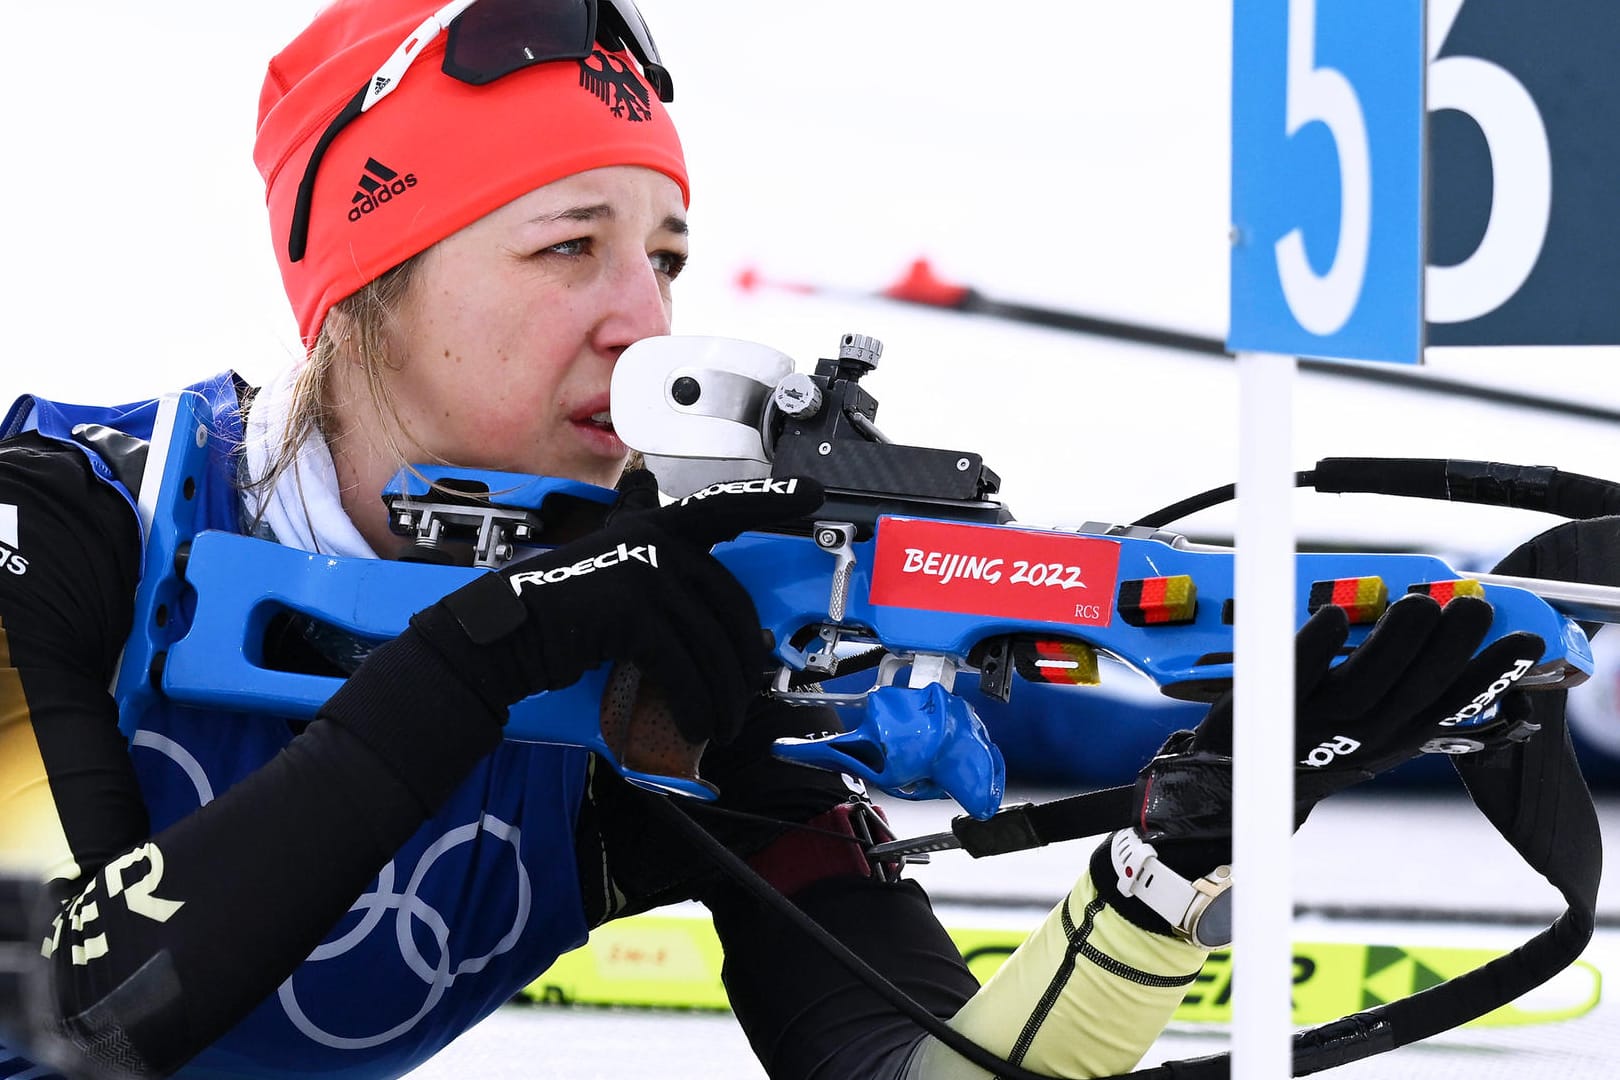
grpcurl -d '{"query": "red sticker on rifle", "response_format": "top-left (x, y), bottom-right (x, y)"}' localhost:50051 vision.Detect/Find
top-left (870, 518), bottom-right (1120, 626)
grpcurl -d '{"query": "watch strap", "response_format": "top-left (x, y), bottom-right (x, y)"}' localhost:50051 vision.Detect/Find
top-left (1109, 830), bottom-right (1232, 948)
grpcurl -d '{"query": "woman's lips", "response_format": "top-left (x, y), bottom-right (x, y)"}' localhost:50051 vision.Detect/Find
top-left (570, 406), bottom-right (624, 455)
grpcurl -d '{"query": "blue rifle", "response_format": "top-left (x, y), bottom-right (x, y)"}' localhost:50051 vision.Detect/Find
top-left (116, 335), bottom-right (1619, 821)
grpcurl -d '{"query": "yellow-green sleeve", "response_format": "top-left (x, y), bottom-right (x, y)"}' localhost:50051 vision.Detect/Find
top-left (904, 869), bottom-right (1208, 1078)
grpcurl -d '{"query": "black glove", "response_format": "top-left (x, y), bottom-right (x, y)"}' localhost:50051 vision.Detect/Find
top-left (409, 471), bottom-right (824, 745)
top-left (1095, 594), bottom-right (1546, 936)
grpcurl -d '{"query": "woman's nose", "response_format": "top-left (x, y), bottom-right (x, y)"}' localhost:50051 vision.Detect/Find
top-left (596, 254), bottom-right (673, 350)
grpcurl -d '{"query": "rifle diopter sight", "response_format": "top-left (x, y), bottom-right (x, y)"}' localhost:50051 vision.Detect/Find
top-left (612, 332), bottom-right (1009, 529)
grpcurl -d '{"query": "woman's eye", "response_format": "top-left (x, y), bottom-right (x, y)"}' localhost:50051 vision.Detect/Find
top-left (650, 250), bottom-right (688, 279)
top-left (543, 237), bottom-right (590, 257)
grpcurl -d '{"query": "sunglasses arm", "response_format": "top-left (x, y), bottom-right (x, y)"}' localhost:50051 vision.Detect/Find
top-left (364, 0), bottom-right (481, 111)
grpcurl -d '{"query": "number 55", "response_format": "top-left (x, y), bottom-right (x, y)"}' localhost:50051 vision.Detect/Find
top-left (1273, 0), bottom-right (1551, 333)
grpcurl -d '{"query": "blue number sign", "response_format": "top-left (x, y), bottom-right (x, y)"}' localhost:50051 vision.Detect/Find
top-left (1229, 0), bottom-right (1426, 364)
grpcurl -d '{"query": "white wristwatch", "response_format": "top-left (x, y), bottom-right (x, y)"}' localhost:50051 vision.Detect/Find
top-left (1109, 829), bottom-right (1234, 949)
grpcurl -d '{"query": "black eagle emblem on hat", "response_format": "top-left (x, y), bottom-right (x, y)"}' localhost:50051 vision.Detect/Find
top-left (578, 49), bottom-right (653, 122)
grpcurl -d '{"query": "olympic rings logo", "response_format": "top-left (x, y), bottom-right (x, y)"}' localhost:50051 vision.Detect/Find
top-left (277, 815), bottom-right (531, 1050)
top-left (132, 731), bottom-right (533, 1051)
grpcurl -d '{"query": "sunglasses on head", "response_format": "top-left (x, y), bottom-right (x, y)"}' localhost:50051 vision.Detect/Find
top-left (288, 0), bottom-right (672, 263)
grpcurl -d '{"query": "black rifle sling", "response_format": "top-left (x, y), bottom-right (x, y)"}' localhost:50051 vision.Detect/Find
top-left (1283, 516), bottom-right (1613, 1073)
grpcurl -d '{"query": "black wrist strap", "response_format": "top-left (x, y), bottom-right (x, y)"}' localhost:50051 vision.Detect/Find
top-left (954, 785), bottom-right (1137, 856)
top-left (863, 785), bottom-right (1137, 862)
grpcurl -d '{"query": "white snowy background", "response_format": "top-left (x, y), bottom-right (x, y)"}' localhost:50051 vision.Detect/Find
top-left (4, 3), bottom-right (1618, 1077)
top-left (6, 0), bottom-right (1619, 557)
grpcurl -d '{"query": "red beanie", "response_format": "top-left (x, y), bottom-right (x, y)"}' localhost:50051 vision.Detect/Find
top-left (255, 0), bottom-right (689, 347)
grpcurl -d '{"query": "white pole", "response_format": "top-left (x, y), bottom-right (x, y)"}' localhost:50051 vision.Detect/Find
top-left (1232, 350), bottom-right (1297, 1078)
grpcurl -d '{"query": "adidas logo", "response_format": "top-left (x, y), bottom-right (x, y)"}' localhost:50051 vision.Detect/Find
top-left (348, 157), bottom-right (418, 223)
top-left (0, 502), bottom-right (26, 576)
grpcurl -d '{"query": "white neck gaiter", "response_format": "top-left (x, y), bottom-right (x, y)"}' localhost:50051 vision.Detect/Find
top-left (240, 364), bottom-right (378, 560)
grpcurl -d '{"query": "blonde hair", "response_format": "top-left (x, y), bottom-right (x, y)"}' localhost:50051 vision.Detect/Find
top-left (246, 255), bottom-right (424, 509)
